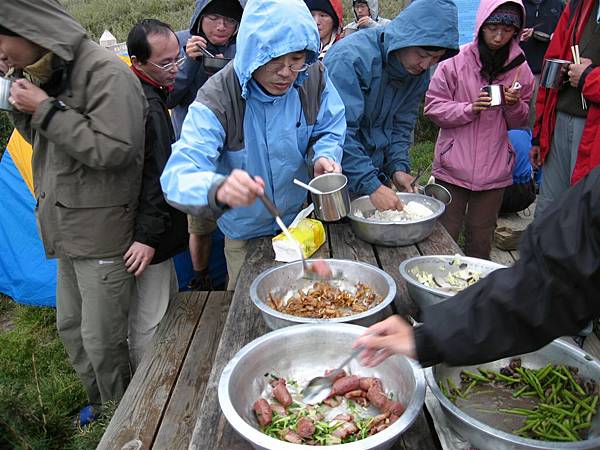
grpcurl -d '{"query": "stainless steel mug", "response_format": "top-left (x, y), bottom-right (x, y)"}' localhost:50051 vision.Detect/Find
top-left (309, 173), bottom-right (350, 222)
top-left (540, 58), bottom-right (571, 89)
top-left (481, 84), bottom-right (505, 107)
top-left (0, 77), bottom-right (13, 112)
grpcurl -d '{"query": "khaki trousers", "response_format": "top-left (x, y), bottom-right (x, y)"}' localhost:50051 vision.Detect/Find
top-left (56, 256), bottom-right (134, 404)
top-left (224, 237), bottom-right (249, 291)
top-left (128, 258), bottom-right (178, 372)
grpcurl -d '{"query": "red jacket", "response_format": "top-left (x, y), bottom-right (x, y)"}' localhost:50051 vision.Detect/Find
top-left (534, 0), bottom-right (600, 184)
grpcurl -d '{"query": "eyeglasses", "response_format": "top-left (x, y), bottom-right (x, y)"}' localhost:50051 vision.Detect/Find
top-left (148, 56), bottom-right (186, 72)
top-left (204, 14), bottom-right (239, 28)
top-left (483, 25), bottom-right (516, 37)
top-left (264, 61), bottom-right (310, 73)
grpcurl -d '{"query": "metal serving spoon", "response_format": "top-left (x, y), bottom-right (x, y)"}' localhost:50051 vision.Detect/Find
top-left (302, 347), bottom-right (363, 405)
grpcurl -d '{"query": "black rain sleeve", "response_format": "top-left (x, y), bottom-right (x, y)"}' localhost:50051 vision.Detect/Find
top-left (415, 166), bottom-right (600, 367)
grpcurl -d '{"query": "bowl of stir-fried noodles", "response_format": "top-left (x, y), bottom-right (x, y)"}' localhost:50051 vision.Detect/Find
top-left (250, 259), bottom-right (396, 330)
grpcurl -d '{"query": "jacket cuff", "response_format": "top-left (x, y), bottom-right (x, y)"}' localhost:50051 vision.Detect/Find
top-left (133, 230), bottom-right (160, 249)
top-left (578, 64), bottom-right (598, 93)
top-left (414, 325), bottom-right (443, 368)
top-left (31, 97), bottom-right (56, 130)
top-left (207, 175), bottom-right (229, 216)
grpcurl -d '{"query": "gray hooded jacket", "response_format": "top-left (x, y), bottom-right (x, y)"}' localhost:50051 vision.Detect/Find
top-left (3, 0), bottom-right (147, 259)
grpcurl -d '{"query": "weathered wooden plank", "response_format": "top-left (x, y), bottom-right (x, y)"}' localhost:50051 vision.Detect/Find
top-left (583, 333), bottom-right (600, 361)
top-left (97, 291), bottom-right (209, 450)
top-left (490, 247), bottom-right (516, 267)
top-left (152, 291), bottom-right (233, 450)
top-left (189, 239), bottom-right (273, 450)
top-left (375, 245), bottom-right (421, 317)
top-left (416, 222), bottom-right (462, 256)
top-left (401, 410), bottom-right (443, 450)
top-left (328, 221), bottom-right (378, 265)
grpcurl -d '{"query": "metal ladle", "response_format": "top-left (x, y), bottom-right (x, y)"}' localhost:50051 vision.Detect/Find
top-left (302, 347), bottom-right (363, 405)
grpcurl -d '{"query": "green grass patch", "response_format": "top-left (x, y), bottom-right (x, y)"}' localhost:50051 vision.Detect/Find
top-left (0, 299), bottom-right (92, 450)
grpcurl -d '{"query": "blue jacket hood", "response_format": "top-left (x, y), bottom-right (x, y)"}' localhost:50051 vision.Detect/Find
top-left (234, 0), bottom-right (320, 98)
top-left (383, 0), bottom-right (459, 62)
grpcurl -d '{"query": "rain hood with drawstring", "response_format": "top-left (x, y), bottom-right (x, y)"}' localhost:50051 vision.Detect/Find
top-left (160, 0), bottom-right (346, 241)
top-left (324, 0), bottom-right (459, 196)
top-left (2, 0), bottom-right (147, 259)
top-left (343, 0), bottom-right (391, 35)
top-left (425, 0), bottom-right (535, 191)
top-left (167, 0), bottom-right (242, 138)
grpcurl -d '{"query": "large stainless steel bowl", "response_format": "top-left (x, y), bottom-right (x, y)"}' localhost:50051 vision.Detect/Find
top-left (426, 339), bottom-right (600, 449)
top-left (250, 259), bottom-right (396, 330)
top-left (348, 193), bottom-right (445, 247)
top-left (399, 255), bottom-right (506, 310)
top-left (218, 323), bottom-right (426, 450)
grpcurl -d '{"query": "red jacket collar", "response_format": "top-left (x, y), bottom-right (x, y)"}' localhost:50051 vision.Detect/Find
top-left (130, 64), bottom-right (173, 92)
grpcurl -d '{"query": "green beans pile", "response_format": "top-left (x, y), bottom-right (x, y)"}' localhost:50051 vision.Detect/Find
top-left (438, 359), bottom-right (599, 442)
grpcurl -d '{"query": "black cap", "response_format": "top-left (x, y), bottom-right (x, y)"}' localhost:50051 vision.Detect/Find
top-left (203, 0), bottom-right (243, 24)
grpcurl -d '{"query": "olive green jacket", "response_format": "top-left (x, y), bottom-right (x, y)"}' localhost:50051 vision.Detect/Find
top-left (3, 0), bottom-right (147, 258)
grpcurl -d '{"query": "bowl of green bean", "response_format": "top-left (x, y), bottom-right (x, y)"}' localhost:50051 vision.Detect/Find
top-left (426, 339), bottom-right (600, 449)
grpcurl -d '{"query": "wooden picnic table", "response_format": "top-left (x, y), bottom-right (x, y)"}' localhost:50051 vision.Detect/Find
top-left (99, 220), bottom-right (461, 450)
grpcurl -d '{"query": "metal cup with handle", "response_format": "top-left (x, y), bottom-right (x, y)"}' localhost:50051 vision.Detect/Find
top-left (0, 77), bottom-right (13, 112)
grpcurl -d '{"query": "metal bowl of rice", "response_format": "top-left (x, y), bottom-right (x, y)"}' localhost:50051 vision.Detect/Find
top-left (348, 193), bottom-right (445, 247)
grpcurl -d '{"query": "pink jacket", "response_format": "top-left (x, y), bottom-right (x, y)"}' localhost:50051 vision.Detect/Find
top-left (424, 0), bottom-right (534, 191)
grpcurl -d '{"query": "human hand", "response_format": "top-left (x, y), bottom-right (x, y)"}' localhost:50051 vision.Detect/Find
top-left (185, 35), bottom-right (208, 59)
top-left (473, 91), bottom-right (492, 112)
top-left (308, 260), bottom-right (333, 278)
top-left (353, 315), bottom-right (417, 366)
top-left (529, 145), bottom-right (542, 169)
top-left (568, 58), bottom-right (592, 88)
top-left (0, 51), bottom-right (9, 76)
top-left (216, 169), bottom-right (265, 207)
top-left (357, 17), bottom-right (370, 28)
top-left (9, 79), bottom-right (49, 114)
top-left (520, 28), bottom-right (534, 41)
top-left (504, 86), bottom-right (521, 106)
top-left (369, 184), bottom-right (404, 211)
top-left (393, 171), bottom-right (417, 193)
top-left (124, 241), bottom-right (156, 276)
top-left (313, 157), bottom-right (341, 176)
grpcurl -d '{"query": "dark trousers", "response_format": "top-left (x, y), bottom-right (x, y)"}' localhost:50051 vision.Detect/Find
top-left (436, 180), bottom-right (504, 260)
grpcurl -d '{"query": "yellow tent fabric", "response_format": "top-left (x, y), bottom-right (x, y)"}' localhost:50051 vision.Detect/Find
top-left (6, 131), bottom-right (34, 195)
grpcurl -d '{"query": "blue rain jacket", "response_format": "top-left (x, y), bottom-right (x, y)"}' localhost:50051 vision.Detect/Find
top-left (167, 0), bottom-right (240, 138)
top-left (324, 0), bottom-right (459, 196)
top-left (161, 0), bottom-right (346, 241)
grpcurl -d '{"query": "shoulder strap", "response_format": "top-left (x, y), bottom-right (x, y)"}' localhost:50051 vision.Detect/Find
top-left (298, 61), bottom-right (327, 125)
top-left (195, 63), bottom-right (245, 151)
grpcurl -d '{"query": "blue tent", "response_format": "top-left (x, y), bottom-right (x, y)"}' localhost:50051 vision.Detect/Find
top-left (0, 130), bottom-right (225, 308)
top-left (456, 0), bottom-right (480, 46)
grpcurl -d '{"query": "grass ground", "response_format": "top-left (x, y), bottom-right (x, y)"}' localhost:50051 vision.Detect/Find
top-left (0, 1), bottom-right (435, 448)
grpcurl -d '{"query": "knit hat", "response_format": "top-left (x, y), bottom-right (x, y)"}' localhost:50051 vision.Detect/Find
top-left (484, 3), bottom-right (523, 30)
top-left (0, 24), bottom-right (19, 36)
top-left (305, 0), bottom-right (339, 29)
top-left (203, 0), bottom-right (243, 24)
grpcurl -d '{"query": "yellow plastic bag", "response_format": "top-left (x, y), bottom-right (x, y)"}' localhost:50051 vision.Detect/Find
top-left (272, 218), bottom-right (325, 262)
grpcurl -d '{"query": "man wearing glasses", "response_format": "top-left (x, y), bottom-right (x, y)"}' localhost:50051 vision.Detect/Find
top-left (125, 19), bottom-right (188, 372)
top-left (168, 0), bottom-right (244, 292)
top-left (161, 0), bottom-right (346, 290)
top-left (0, 0), bottom-right (146, 421)
top-left (324, 0), bottom-right (459, 212)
